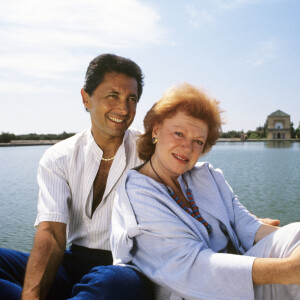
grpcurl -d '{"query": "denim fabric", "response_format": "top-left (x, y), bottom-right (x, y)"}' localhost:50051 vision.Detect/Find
top-left (0, 246), bottom-right (152, 300)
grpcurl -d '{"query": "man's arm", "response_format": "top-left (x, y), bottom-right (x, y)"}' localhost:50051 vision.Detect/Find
top-left (22, 221), bottom-right (66, 300)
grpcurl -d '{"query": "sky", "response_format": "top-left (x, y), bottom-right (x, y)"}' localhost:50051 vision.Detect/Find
top-left (0, 0), bottom-right (299, 135)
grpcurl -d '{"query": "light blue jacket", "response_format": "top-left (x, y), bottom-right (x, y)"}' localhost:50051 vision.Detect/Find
top-left (111, 162), bottom-right (263, 300)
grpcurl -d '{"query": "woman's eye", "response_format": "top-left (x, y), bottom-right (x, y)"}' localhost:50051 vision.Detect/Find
top-left (175, 132), bottom-right (183, 137)
top-left (196, 140), bottom-right (203, 146)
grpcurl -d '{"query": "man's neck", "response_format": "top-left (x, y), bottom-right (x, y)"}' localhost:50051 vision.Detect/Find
top-left (91, 128), bottom-right (125, 157)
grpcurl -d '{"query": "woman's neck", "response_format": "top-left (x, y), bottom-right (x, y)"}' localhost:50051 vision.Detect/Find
top-left (142, 156), bottom-right (180, 192)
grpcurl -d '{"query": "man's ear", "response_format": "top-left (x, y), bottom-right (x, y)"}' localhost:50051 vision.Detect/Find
top-left (81, 88), bottom-right (91, 109)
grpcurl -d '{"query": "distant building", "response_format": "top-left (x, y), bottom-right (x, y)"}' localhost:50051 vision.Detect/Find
top-left (267, 110), bottom-right (291, 139)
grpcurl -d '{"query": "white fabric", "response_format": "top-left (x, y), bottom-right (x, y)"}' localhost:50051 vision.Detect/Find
top-left (246, 223), bottom-right (300, 300)
top-left (111, 162), bottom-right (263, 299)
top-left (35, 127), bottom-right (142, 250)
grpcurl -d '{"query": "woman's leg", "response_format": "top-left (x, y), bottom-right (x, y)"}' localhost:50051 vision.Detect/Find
top-left (245, 222), bottom-right (300, 300)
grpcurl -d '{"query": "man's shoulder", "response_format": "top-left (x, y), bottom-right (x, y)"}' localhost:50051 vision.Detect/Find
top-left (126, 127), bottom-right (142, 141)
top-left (41, 129), bottom-right (89, 162)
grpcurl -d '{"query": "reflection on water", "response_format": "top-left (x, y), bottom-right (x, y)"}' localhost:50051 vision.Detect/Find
top-left (264, 141), bottom-right (297, 149)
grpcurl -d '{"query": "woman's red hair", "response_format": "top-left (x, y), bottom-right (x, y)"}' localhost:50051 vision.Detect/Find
top-left (137, 83), bottom-right (224, 161)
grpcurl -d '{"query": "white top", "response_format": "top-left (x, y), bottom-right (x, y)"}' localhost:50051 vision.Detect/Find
top-left (111, 162), bottom-right (263, 299)
top-left (35, 127), bottom-right (142, 250)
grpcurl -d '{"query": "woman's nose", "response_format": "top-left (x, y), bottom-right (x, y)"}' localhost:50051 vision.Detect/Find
top-left (181, 139), bottom-right (193, 152)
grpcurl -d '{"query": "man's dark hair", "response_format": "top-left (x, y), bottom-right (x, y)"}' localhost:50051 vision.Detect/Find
top-left (83, 53), bottom-right (144, 100)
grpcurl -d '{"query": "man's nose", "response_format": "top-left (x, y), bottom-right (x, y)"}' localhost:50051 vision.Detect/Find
top-left (117, 99), bottom-right (129, 115)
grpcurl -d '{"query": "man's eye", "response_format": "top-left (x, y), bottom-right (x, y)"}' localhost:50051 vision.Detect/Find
top-left (108, 94), bottom-right (117, 99)
top-left (128, 97), bottom-right (137, 102)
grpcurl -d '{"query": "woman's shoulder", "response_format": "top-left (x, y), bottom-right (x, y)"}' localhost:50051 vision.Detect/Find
top-left (190, 161), bottom-right (227, 186)
top-left (192, 161), bottom-right (223, 175)
top-left (126, 169), bottom-right (165, 193)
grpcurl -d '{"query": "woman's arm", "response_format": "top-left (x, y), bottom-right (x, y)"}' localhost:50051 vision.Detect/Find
top-left (253, 244), bottom-right (300, 285)
top-left (254, 224), bottom-right (278, 244)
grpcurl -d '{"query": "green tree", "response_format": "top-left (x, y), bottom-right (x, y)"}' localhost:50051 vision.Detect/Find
top-left (0, 132), bottom-right (16, 143)
top-left (295, 126), bottom-right (300, 139)
top-left (290, 122), bottom-right (296, 138)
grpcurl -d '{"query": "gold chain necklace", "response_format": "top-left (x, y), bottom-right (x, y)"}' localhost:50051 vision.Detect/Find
top-left (101, 155), bottom-right (115, 161)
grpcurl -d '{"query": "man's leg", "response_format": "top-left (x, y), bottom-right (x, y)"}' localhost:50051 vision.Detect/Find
top-left (70, 265), bottom-right (153, 300)
top-left (0, 248), bottom-right (29, 300)
top-left (245, 222), bottom-right (300, 300)
top-left (0, 247), bottom-right (75, 300)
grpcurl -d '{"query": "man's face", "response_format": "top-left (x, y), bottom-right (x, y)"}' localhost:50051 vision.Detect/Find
top-left (82, 72), bottom-right (138, 141)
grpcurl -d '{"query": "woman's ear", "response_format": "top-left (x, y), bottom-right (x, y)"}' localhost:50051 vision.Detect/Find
top-left (81, 88), bottom-right (91, 109)
top-left (152, 122), bottom-right (161, 138)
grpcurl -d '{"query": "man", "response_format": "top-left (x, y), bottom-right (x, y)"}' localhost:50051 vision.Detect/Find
top-left (0, 53), bottom-right (279, 300)
top-left (0, 54), bottom-right (151, 299)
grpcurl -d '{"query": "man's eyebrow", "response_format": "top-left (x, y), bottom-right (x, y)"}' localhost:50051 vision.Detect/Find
top-left (106, 90), bottom-right (119, 94)
top-left (129, 93), bottom-right (138, 98)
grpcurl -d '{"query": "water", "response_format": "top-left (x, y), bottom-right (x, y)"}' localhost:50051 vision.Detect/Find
top-left (0, 146), bottom-right (48, 252)
top-left (202, 141), bottom-right (300, 225)
top-left (0, 142), bottom-right (299, 252)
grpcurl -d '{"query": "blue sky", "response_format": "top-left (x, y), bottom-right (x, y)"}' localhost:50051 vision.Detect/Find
top-left (0, 0), bottom-right (299, 134)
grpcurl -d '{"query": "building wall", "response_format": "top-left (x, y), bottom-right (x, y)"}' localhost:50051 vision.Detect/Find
top-left (267, 115), bottom-right (291, 139)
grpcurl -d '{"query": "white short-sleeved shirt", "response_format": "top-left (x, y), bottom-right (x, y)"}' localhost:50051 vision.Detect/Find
top-left (35, 127), bottom-right (142, 250)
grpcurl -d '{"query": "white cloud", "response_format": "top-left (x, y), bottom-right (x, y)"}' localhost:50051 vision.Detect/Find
top-left (186, 4), bottom-right (215, 27)
top-left (186, 0), bottom-right (284, 27)
top-left (0, 0), bottom-right (167, 80)
top-left (0, 81), bottom-right (61, 94)
top-left (2, 0), bottom-right (165, 45)
top-left (244, 39), bottom-right (280, 67)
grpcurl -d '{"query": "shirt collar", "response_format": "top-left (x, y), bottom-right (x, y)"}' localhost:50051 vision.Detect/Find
top-left (86, 126), bottom-right (129, 163)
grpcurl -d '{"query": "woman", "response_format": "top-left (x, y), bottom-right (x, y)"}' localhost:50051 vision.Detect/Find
top-left (111, 83), bottom-right (300, 300)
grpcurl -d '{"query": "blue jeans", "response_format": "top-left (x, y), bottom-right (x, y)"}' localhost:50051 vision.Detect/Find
top-left (0, 245), bottom-right (153, 300)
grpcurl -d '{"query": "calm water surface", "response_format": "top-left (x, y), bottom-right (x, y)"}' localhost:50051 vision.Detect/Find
top-left (0, 142), bottom-right (299, 252)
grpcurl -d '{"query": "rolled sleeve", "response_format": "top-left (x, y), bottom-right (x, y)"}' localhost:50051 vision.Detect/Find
top-left (34, 152), bottom-right (70, 227)
top-left (232, 197), bottom-right (263, 250)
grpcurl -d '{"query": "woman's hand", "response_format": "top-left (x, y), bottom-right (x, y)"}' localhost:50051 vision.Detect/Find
top-left (258, 218), bottom-right (280, 226)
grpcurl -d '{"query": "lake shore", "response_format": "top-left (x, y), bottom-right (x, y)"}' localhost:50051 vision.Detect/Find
top-left (0, 138), bottom-right (299, 147)
top-left (0, 140), bottom-right (61, 147)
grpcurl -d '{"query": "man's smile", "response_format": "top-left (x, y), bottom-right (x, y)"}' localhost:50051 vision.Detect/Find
top-left (107, 116), bottom-right (126, 123)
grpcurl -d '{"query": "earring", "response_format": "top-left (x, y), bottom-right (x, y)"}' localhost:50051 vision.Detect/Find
top-left (152, 137), bottom-right (157, 144)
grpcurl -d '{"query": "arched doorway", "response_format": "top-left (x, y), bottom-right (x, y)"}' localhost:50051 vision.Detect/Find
top-left (277, 132), bottom-right (281, 139)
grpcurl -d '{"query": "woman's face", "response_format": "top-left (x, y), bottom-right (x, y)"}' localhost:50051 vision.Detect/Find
top-left (152, 110), bottom-right (208, 178)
